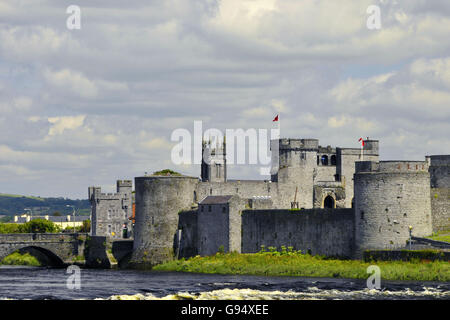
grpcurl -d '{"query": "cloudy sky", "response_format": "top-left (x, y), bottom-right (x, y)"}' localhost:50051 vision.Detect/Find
top-left (0, 0), bottom-right (449, 198)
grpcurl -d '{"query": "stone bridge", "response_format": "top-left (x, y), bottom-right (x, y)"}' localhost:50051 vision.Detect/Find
top-left (0, 233), bottom-right (88, 267)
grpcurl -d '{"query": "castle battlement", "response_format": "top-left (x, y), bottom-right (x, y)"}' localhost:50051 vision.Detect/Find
top-left (91, 135), bottom-right (449, 265)
top-left (356, 161), bottom-right (429, 174)
top-left (278, 138), bottom-right (319, 150)
top-left (117, 180), bottom-right (132, 186)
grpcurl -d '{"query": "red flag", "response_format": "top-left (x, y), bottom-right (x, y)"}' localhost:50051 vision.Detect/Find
top-left (358, 138), bottom-right (365, 147)
top-left (273, 115), bottom-right (279, 122)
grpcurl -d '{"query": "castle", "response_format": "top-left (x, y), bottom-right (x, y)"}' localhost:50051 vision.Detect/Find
top-left (89, 138), bottom-right (450, 267)
top-left (88, 180), bottom-right (133, 239)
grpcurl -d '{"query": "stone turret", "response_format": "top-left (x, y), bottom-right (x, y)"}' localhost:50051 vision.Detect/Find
top-left (272, 139), bottom-right (319, 208)
top-left (129, 175), bottom-right (199, 268)
top-left (201, 139), bottom-right (227, 183)
top-left (354, 161), bottom-right (432, 257)
top-left (89, 180), bottom-right (133, 238)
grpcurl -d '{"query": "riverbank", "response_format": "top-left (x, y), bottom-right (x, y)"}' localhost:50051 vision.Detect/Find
top-left (153, 251), bottom-right (450, 282)
top-left (426, 230), bottom-right (450, 243)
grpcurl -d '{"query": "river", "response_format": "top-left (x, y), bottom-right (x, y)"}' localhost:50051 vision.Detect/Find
top-left (0, 266), bottom-right (448, 300)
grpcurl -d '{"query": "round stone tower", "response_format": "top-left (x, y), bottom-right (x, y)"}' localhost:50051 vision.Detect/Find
top-left (129, 175), bottom-right (199, 269)
top-left (354, 161), bottom-right (432, 257)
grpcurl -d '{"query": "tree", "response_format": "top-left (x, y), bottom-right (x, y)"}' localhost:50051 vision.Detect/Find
top-left (19, 219), bottom-right (60, 233)
top-left (79, 219), bottom-right (91, 233)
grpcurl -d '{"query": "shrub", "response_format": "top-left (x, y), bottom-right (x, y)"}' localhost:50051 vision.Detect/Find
top-left (0, 252), bottom-right (41, 266)
top-left (152, 169), bottom-right (182, 176)
top-left (0, 223), bottom-right (21, 234)
top-left (19, 219), bottom-right (60, 233)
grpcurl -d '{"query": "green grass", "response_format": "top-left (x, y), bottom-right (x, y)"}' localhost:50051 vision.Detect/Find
top-left (426, 230), bottom-right (450, 243)
top-left (0, 193), bottom-right (44, 201)
top-left (153, 251), bottom-right (450, 282)
top-left (152, 169), bottom-right (182, 176)
top-left (0, 252), bottom-right (41, 266)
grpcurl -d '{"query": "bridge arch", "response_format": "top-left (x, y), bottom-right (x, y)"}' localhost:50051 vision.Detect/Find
top-left (0, 245), bottom-right (65, 267)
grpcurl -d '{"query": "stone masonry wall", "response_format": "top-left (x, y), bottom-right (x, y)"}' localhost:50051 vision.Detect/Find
top-left (130, 176), bottom-right (198, 268)
top-left (197, 203), bottom-right (230, 256)
top-left (241, 209), bottom-right (355, 258)
top-left (177, 210), bottom-right (198, 258)
top-left (431, 188), bottom-right (450, 232)
top-left (354, 161), bottom-right (432, 257)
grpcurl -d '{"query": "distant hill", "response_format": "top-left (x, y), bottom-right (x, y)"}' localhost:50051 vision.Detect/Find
top-left (0, 193), bottom-right (91, 217)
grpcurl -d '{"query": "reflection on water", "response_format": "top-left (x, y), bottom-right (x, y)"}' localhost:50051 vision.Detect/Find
top-left (0, 266), bottom-right (448, 300)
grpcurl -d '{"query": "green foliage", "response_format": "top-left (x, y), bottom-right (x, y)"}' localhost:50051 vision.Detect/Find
top-left (153, 250), bottom-right (450, 282)
top-left (0, 223), bottom-right (21, 234)
top-left (19, 219), bottom-right (61, 233)
top-left (0, 251), bottom-right (41, 266)
top-left (426, 229), bottom-right (450, 243)
top-left (217, 245), bottom-right (225, 254)
top-left (152, 169), bottom-right (182, 176)
top-left (80, 219), bottom-right (91, 233)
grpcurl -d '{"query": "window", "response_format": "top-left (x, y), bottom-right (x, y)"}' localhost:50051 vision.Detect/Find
top-left (107, 209), bottom-right (111, 219)
top-left (222, 206), bottom-right (226, 213)
top-left (108, 225), bottom-right (112, 234)
top-left (208, 205), bottom-right (211, 212)
top-left (331, 155), bottom-right (336, 165)
top-left (321, 155), bottom-right (329, 166)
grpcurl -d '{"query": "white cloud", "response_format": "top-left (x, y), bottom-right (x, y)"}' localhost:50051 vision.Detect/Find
top-left (47, 115), bottom-right (86, 136)
top-left (43, 69), bottom-right (98, 99)
top-left (0, 0), bottom-right (449, 197)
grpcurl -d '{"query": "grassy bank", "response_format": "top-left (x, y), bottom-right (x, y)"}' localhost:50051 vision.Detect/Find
top-left (153, 251), bottom-right (450, 282)
top-left (0, 252), bottom-right (41, 266)
top-left (426, 230), bottom-right (450, 243)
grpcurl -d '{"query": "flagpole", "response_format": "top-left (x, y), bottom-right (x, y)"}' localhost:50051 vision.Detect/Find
top-left (361, 138), bottom-right (364, 161)
top-left (359, 138), bottom-right (364, 161)
top-left (278, 115), bottom-right (281, 136)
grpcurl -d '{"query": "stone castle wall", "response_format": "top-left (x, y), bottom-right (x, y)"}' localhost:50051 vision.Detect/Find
top-left (427, 155), bottom-right (450, 232)
top-left (241, 209), bottom-right (355, 258)
top-left (177, 210), bottom-right (198, 258)
top-left (88, 180), bottom-right (132, 239)
top-left (354, 161), bottom-right (432, 257)
top-left (130, 176), bottom-right (198, 268)
top-left (431, 188), bottom-right (450, 232)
